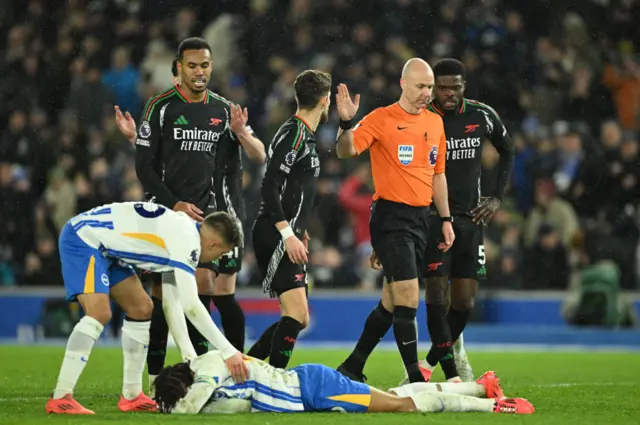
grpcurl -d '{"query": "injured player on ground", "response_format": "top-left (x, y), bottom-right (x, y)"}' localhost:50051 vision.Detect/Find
top-left (153, 351), bottom-right (534, 415)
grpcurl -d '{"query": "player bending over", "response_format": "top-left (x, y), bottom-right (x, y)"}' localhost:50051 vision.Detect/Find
top-left (153, 351), bottom-right (534, 415)
top-left (46, 202), bottom-right (247, 415)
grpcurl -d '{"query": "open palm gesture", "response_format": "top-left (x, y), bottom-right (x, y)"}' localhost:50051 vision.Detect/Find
top-left (114, 105), bottom-right (136, 143)
top-left (336, 83), bottom-right (360, 121)
top-left (230, 103), bottom-right (249, 135)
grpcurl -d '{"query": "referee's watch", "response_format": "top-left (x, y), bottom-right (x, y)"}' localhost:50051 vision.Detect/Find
top-left (440, 216), bottom-right (453, 223)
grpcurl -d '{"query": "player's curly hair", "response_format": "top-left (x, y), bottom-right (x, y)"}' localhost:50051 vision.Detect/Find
top-left (294, 69), bottom-right (332, 110)
top-left (153, 362), bottom-right (195, 414)
top-left (433, 58), bottom-right (466, 79)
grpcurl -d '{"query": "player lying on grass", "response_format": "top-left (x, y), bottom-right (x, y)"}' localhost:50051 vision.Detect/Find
top-left (46, 202), bottom-right (247, 415)
top-left (153, 351), bottom-right (534, 415)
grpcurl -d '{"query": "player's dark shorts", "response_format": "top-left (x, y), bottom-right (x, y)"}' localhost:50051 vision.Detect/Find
top-left (424, 213), bottom-right (485, 280)
top-left (203, 206), bottom-right (243, 275)
top-left (217, 246), bottom-right (243, 275)
top-left (253, 216), bottom-right (307, 298)
top-left (369, 199), bottom-right (430, 282)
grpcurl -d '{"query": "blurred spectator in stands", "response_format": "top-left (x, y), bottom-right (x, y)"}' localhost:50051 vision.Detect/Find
top-left (66, 63), bottom-right (113, 131)
top-left (338, 161), bottom-right (376, 290)
top-left (524, 223), bottom-right (571, 290)
top-left (102, 46), bottom-right (139, 118)
top-left (602, 47), bottom-right (640, 131)
top-left (44, 168), bottom-right (76, 232)
top-left (524, 179), bottom-right (579, 250)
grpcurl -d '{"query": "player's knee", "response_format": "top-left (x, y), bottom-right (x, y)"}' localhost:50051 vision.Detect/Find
top-left (213, 274), bottom-right (236, 295)
top-left (79, 294), bottom-right (112, 325)
top-left (137, 296), bottom-right (154, 319)
top-left (451, 296), bottom-right (475, 312)
top-left (122, 296), bottom-right (153, 321)
top-left (196, 269), bottom-right (215, 295)
top-left (391, 280), bottom-right (419, 308)
top-left (425, 277), bottom-right (449, 306)
top-left (87, 309), bottom-right (112, 326)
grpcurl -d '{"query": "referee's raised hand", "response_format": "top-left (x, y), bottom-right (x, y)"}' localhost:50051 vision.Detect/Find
top-left (336, 83), bottom-right (360, 121)
top-left (173, 201), bottom-right (204, 222)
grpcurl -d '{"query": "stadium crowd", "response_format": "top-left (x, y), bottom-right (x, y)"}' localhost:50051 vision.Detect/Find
top-left (0, 0), bottom-right (639, 293)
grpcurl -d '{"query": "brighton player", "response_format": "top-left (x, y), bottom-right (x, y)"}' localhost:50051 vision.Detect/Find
top-left (153, 351), bottom-right (534, 415)
top-left (45, 202), bottom-right (248, 415)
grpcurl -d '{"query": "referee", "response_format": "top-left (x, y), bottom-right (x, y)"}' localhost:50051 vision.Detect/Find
top-left (335, 58), bottom-right (455, 383)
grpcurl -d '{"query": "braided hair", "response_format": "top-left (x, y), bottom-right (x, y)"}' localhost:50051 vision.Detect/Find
top-left (153, 362), bottom-right (195, 413)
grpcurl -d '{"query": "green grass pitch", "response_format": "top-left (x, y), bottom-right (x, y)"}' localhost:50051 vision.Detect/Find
top-left (0, 346), bottom-right (639, 424)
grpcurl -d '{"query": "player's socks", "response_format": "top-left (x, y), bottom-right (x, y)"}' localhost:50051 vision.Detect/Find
top-left (52, 316), bottom-right (104, 399)
top-left (342, 301), bottom-right (392, 374)
top-left (147, 296), bottom-right (169, 378)
top-left (410, 391), bottom-right (495, 413)
top-left (447, 307), bottom-right (471, 341)
top-left (186, 295), bottom-right (212, 355)
top-left (393, 306), bottom-right (424, 382)
top-left (212, 294), bottom-right (246, 352)
top-left (390, 382), bottom-right (485, 398)
top-left (269, 316), bottom-right (303, 368)
top-left (425, 303), bottom-right (458, 379)
top-left (247, 320), bottom-right (279, 360)
top-left (121, 316), bottom-right (151, 400)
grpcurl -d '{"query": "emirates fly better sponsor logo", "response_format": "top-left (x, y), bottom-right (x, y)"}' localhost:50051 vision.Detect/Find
top-left (446, 137), bottom-right (481, 160)
top-left (174, 128), bottom-right (221, 152)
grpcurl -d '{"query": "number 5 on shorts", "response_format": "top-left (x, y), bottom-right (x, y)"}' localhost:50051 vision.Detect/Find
top-left (478, 245), bottom-right (486, 265)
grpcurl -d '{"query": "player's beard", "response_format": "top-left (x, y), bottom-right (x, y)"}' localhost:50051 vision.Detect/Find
top-left (319, 108), bottom-right (329, 124)
top-left (182, 75), bottom-right (208, 93)
top-left (438, 96), bottom-right (459, 111)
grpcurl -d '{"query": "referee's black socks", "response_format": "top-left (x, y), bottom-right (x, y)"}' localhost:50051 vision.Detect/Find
top-left (147, 296), bottom-right (169, 376)
top-left (269, 316), bottom-right (303, 369)
top-left (426, 303), bottom-right (458, 379)
top-left (342, 301), bottom-right (393, 374)
top-left (212, 294), bottom-right (246, 352)
top-left (393, 306), bottom-right (425, 382)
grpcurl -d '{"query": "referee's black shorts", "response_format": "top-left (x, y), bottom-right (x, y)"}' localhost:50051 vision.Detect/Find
top-left (369, 199), bottom-right (431, 283)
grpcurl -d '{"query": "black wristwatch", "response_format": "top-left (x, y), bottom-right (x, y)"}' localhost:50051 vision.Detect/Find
top-left (440, 216), bottom-right (453, 223)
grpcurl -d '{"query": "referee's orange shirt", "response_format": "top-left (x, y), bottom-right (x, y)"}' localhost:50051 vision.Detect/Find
top-left (352, 103), bottom-right (446, 207)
